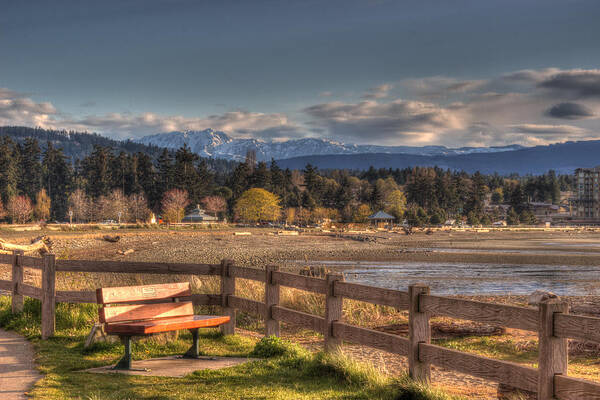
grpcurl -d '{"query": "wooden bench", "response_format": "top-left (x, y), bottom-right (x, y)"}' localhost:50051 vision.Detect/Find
top-left (96, 282), bottom-right (230, 370)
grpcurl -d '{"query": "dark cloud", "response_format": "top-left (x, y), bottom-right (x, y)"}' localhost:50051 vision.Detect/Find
top-left (545, 102), bottom-right (595, 119)
top-left (509, 124), bottom-right (585, 135)
top-left (304, 99), bottom-right (463, 144)
top-left (538, 70), bottom-right (600, 98)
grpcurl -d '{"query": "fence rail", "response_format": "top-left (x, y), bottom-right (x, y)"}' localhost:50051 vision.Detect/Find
top-left (2, 251), bottom-right (600, 399)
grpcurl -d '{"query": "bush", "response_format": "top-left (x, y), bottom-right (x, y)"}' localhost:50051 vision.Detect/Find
top-left (250, 335), bottom-right (304, 358)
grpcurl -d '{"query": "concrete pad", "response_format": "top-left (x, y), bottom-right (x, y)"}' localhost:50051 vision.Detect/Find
top-left (84, 356), bottom-right (255, 377)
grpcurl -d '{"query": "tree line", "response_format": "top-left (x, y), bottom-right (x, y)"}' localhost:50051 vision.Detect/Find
top-left (0, 135), bottom-right (573, 225)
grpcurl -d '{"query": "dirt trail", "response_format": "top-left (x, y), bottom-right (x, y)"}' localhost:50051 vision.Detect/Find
top-left (0, 329), bottom-right (41, 400)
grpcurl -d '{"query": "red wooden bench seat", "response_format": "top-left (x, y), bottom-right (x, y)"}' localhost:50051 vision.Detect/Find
top-left (105, 315), bottom-right (231, 335)
top-left (96, 282), bottom-right (230, 370)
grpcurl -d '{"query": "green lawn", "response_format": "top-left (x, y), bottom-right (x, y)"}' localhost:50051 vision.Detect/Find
top-left (0, 297), bottom-right (458, 400)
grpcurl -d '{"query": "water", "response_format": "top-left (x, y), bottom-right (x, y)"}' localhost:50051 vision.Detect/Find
top-left (293, 260), bottom-right (600, 296)
top-left (407, 247), bottom-right (600, 256)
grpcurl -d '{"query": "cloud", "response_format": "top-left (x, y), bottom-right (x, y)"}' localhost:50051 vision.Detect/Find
top-left (508, 123), bottom-right (586, 135)
top-left (361, 84), bottom-right (393, 99)
top-left (0, 88), bottom-right (58, 128)
top-left (500, 68), bottom-right (561, 84)
top-left (304, 99), bottom-right (463, 144)
top-left (3, 67), bottom-right (600, 148)
top-left (402, 77), bottom-right (486, 98)
top-left (538, 69), bottom-right (600, 98)
top-left (545, 102), bottom-right (595, 119)
top-left (65, 110), bottom-right (302, 140)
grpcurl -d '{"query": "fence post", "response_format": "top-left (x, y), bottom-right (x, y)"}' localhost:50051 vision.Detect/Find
top-left (11, 250), bottom-right (24, 313)
top-left (325, 273), bottom-right (343, 352)
top-left (265, 265), bottom-right (280, 337)
top-left (408, 283), bottom-right (431, 383)
top-left (537, 298), bottom-right (568, 400)
top-left (41, 253), bottom-right (56, 340)
top-left (220, 259), bottom-right (236, 335)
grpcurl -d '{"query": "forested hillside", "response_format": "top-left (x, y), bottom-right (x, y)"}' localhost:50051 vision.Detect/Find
top-left (0, 130), bottom-right (573, 226)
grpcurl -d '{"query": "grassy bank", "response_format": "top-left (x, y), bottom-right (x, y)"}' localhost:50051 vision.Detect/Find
top-left (0, 297), bottom-right (459, 400)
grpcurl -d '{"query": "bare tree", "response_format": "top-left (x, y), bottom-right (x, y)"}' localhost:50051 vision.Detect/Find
top-left (128, 193), bottom-right (151, 222)
top-left (68, 189), bottom-right (90, 223)
top-left (96, 190), bottom-right (130, 222)
top-left (201, 195), bottom-right (227, 218)
top-left (7, 195), bottom-right (33, 224)
top-left (161, 189), bottom-right (190, 223)
top-left (109, 190), bottom-right (130, 223)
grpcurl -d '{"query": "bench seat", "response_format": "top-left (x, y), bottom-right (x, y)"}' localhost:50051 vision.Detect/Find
top-left (105, 315), bottom-right (230, 335)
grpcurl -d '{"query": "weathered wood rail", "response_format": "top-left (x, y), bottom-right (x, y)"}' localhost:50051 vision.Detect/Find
top-left (1, 252), bottom-right (599, 399)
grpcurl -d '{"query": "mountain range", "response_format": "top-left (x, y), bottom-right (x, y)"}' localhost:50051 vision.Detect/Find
top-left (135, 129), bottom-right (524, 161)
top-left (275, 140), bottom-right (600, 175)
top-left (1, 126), bottom-right (598, 175)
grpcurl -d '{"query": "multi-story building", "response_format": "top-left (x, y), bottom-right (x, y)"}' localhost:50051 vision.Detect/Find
top-left (573, 167), bottom-right (600, 219)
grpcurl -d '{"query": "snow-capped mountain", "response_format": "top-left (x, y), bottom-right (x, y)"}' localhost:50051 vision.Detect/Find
top-left (135, 129), bottom-right (524, 161)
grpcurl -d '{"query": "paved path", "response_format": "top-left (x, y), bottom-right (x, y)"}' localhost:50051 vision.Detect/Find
top-left (0, 329), bottom-right (41, 399)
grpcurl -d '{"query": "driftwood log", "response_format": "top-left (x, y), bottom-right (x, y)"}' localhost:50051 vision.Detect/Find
top-left (0, 235), bottom-right (51, 254)
top-left (102, 235), bottom-right (121, 243)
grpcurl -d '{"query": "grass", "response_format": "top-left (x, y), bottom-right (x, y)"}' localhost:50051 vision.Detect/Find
top-left (0, 297), bottom-right (460, 400)
top-left (435, 334), bottom-right (600, 382)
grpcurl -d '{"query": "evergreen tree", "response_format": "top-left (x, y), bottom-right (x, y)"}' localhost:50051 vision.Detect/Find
top-left (42, 142), bottom-right (72, 219)
top-left (19, 137), bottom-right (42, 200)
top-left (301, 191), bottom-right (316, 210)
top-left (250, 161), bottom-right (271, 189)
top-left (111, 151), bottom-right (130, 194)
top-left (0, 137), bottom-right (18, 204)
top-left (303, 164), bottom-right (319, 193)
top-left (82, 145), bottom-right (112, 198)
top-left (228, 162), bottom-right (251, 199)
top-left (173, 145), bottom-right (206, 206)
top-left (137, 153), bottom-right (158, 209)
top-left (509, 183), bottom-right (527, 213)
top-left (157, 149), bottom-right (175, 195)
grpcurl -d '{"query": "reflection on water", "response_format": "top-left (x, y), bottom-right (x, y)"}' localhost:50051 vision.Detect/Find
top-left (294, 260), bottom-right (600, 295)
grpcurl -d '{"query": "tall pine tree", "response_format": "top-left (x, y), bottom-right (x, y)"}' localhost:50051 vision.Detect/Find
top-left (19, 137), bottom-right (42, 200)
top-left (42, 142), bottom-right (72, 220)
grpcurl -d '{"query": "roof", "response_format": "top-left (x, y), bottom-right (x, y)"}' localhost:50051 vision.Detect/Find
top-left (182, 207), bottom-right (218, 222)
top-left (368, 211), bottom-right (395, 220)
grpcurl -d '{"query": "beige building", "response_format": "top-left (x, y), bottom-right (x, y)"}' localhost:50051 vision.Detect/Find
top-left (573, 167), bottom-right (600, 219)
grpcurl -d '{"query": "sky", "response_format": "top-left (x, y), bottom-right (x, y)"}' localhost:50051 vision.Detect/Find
top-left (2, 0), bottom-right (600, 147)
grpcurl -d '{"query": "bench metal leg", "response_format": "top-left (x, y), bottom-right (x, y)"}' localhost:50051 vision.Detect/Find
top-left (112, 336), bottom-right (149, 371)
top-left (113, 335), bottom-right (132, 370)
top-left (183, 329), bottom-right (200, 358)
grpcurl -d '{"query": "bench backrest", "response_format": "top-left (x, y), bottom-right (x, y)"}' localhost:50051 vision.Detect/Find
top-left (96, 282), bottom-right (193, 324)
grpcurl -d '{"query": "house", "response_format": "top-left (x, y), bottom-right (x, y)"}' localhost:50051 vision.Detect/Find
top-left (182, 206), bottom-right (218, 223)
top-left (528, 202), bottom-right (560, 219)
top-left (368, 211), bottom-right (395, 229)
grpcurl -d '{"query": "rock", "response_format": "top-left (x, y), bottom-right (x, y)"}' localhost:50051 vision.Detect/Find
top-left (528, 290), bottom-right (559, 306)
top-left (103, 235), bottom-right (121, 243)
top-left (117, 248), bottom-right (135, 255)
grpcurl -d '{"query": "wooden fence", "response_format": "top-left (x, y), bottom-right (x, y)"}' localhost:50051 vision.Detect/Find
top-left (1, 252), bottom-right (600, 399)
